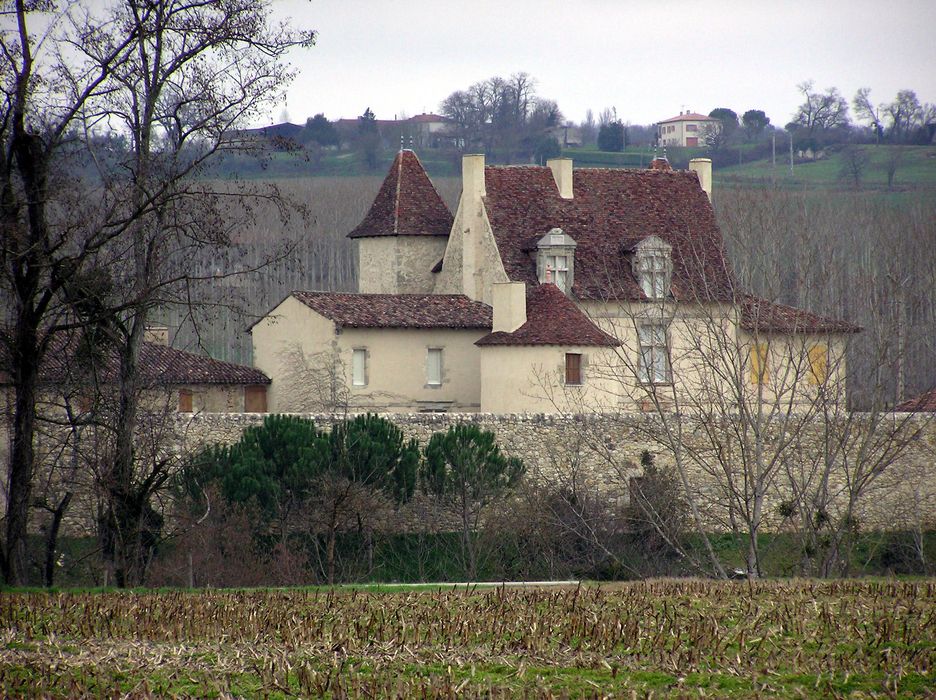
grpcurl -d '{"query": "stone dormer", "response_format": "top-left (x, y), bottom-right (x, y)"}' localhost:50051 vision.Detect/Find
top-left (349, 149), bottom-right (452, 294)
top-left (536, 228), bottom-right (577, 294)
top-left (632, 236), bottom-right (673, 301)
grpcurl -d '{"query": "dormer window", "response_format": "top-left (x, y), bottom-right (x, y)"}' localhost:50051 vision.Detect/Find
top-left (632, 236), bottom-right (673, 301)
top-left (537, 228), bottom-right (576, 294)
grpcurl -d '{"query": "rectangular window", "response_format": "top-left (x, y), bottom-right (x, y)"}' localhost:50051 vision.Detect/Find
top-left (686, 124), bottom-right (697, 132)
top-left (178, 389), bottom-right (193, 413)
top-left (547, 255), bottom-right (569, 292)
top-left (244, 386), bottom-right (267, 413)
top-left (638, 324), bottom-right (670, 384)
top-left (808, 344), bottom-right (828, 385)
top-left (565, 353), bottom-right (582, 385)
top-left (427, 348), bottom-right (443, 386)
top-left (352, 348), bottom-right (367, 386)
top-left (750, 343), bottom-right (769, 385)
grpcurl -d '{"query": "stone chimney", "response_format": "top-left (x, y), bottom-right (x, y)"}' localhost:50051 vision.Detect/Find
top-left (688, 158), bottom-right (713, 201)
top-left (547, 157), bottom-right (573, 199)
top-left (491, 282), bottom-right (527, 333)
top-left (144, 325), bottom-right (169, 346)
top-left (462, 153), bottom-right (486, 200)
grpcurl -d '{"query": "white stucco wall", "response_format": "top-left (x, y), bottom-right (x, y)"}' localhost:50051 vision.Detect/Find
top-left (251, 296), bottom-right (485, 412)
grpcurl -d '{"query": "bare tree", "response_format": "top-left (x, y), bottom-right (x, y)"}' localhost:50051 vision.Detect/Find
top-left (0, 0), bottom-right (313, 585)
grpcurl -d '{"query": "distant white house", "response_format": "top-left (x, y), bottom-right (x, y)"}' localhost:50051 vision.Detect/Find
top-left (657, 111), bottom-right (720, 148)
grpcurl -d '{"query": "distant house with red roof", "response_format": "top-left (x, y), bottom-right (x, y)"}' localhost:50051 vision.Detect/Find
top-left (251, 149), bottom-right (859, 413)
top-left (657, 111), bottom-right (721, 148)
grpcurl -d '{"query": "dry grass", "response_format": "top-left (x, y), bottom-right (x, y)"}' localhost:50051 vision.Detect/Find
top-left (1, 578), bottom-right (934, 697)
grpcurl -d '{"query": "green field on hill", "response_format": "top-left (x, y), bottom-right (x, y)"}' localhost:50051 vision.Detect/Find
top-left (2, 579), bottom-right (933, 698)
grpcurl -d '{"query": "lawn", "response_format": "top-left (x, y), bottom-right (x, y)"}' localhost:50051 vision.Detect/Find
top-left (716, 145), bottom-right (936, 190)
top-left (2, 579), bottom-right (933, 697)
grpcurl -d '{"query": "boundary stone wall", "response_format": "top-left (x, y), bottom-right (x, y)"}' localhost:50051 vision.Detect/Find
top-left (178, 411), bottom-right (936, 532)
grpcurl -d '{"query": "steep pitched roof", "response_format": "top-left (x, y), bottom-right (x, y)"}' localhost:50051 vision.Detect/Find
top-left (659, 112), bottom-right (718, 123)
top-left (895, 388), bottom-right (936, 412)
top-left (291, 292), bottom-right (491, 329)
top-left (347, 149), bottom-right (453, 239)
top-left (475, 284), bottom-right (619, 347)
top-left (739, 295), bottom-right (862, 334)
top-left (0, 335), bottom-right (269, 387)
top-left (482, 165), bottom-right (735, 302)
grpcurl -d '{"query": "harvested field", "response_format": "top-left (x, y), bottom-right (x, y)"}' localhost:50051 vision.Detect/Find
top-left (1, 579), bottom-right (934, 698)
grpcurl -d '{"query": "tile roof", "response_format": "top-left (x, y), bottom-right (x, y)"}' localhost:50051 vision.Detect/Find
top-left (659, 112), bottom-right (718, 123)
top-left (0, 334), bottom-right (269, 387)
top-left (894, 388), bottom-right (936, 412)
top-left (347, 149), bottom-right (453, 239)
top-left (291, 292), bottom-right (492, 329)
top-left (475, 283), bottom-right (619, 347)
top-left (482, 165), bottom-right (736, 302)
top-left (739, 295), bottom-right (862, 334)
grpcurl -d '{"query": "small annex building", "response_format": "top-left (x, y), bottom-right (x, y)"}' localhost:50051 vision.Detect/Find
top-left (251, 149), bottom-right (859, 414)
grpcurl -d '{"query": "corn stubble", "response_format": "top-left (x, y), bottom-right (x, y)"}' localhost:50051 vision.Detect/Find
top-left (0, 579), bottom-right (933, 698)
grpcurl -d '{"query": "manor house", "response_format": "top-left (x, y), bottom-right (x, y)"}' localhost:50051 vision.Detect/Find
top-left (251, 150), bottom-right (858, 413)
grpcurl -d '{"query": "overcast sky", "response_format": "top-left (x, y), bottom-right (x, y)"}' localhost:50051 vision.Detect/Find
top-left (268, 0), bottom-right (936, 129)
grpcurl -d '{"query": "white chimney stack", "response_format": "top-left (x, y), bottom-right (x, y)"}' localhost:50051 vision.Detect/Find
top-left (462, 153), bottom-right (486, 200)
top-left (547, 157), bottom-right (573, 199)
top-left (491, 282), bottom-right (527, 333)
top-left (689, 158), bottom-right (713, 202)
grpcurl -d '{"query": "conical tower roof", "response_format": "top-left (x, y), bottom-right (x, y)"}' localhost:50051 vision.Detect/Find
top-left (347, 150), bottom-right (453, 239)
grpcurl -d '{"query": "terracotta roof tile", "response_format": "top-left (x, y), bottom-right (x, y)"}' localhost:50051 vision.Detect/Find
top-left (482, 165), bottom-right (736, 303)
top-left (0, 334), bottom-right (269, 387)
top-left (347, 150), bottom-right (453, 239)
top-left (740, 295), bottom-right (861, 334)
top-left (291, 292), bottom-right (492, 329)
top-left (659, 112), bottom-right (718, 123)
top-left (475, 284), bottom-right (619, 347)
top-left (895, 388), bottom-right (936, 412)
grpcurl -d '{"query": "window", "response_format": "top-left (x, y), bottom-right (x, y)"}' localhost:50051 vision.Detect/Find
top-left (638, 324), bottom-right (670, 384)
top-left (686, 124), bottom-right (697, 132)
top-left (536, 228), bottom-right (576, 294)
top-left (565, 353), bottom-right (582, 385)
top-left (750, 343), bottom-right (769, 385)
top-left (178, 389), bottom-right (193, 413)
top-left (808, 344), bottom-right (828, 385)
top-left (427, 348), bottom-right (443, 386)
top-left (245, 386), bottom-right (267, 413)
top-left (352, 348), bottom-right (367, 386)
top-left (547, 254), bottom-right (568, 292)
top-left (632, 236), bottom-right (673, 301)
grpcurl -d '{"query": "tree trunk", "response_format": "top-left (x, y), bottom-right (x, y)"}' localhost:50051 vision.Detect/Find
top-left (327, 525), bottom-right (336, 585)
top-left (4, 320), bottom-right (41, 585)
top-left (43, 492), bottom-right (72, 587)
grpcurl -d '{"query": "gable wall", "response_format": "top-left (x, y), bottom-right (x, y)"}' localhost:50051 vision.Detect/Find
top-left (433, 193), bottom-right (508, 304)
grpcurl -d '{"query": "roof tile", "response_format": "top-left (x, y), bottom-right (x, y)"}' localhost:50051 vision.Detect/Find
top-left (740, 295), bottom-right (861, 334)
top-left (347, 150), bottom-right (453, 239)
top-left (482, 165), bottom-right (735, 303)
top-left (476, 284), bottom-right (619, 347)
top-left (291, 292), bottom-right (492, 329)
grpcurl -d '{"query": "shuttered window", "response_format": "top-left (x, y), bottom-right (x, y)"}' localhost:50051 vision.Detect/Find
top-left (565, 353), bottom-right (582, 385)
top-left (178, 389), bottom-right (193, 413)
top-left (808, 344), bottom-right (828, 385)
top-left (245, 386), bottom-right (267, 413)
top-left (750, 343), bottom-right (769, 385)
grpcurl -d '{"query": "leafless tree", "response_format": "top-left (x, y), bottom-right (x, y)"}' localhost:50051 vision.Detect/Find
top-left (0, 0), bottom-right (313, 585)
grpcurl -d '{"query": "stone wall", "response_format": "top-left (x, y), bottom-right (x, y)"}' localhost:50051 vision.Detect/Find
top-left (178, 411), bottom-right (936, 533)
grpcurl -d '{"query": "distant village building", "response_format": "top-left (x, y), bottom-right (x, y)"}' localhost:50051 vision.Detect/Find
top-left (657, 111), bottom-right (720, 148)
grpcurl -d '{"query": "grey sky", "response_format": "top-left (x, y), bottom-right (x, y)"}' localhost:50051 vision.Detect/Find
top-left (272, 0), bottom-right (936, 128)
